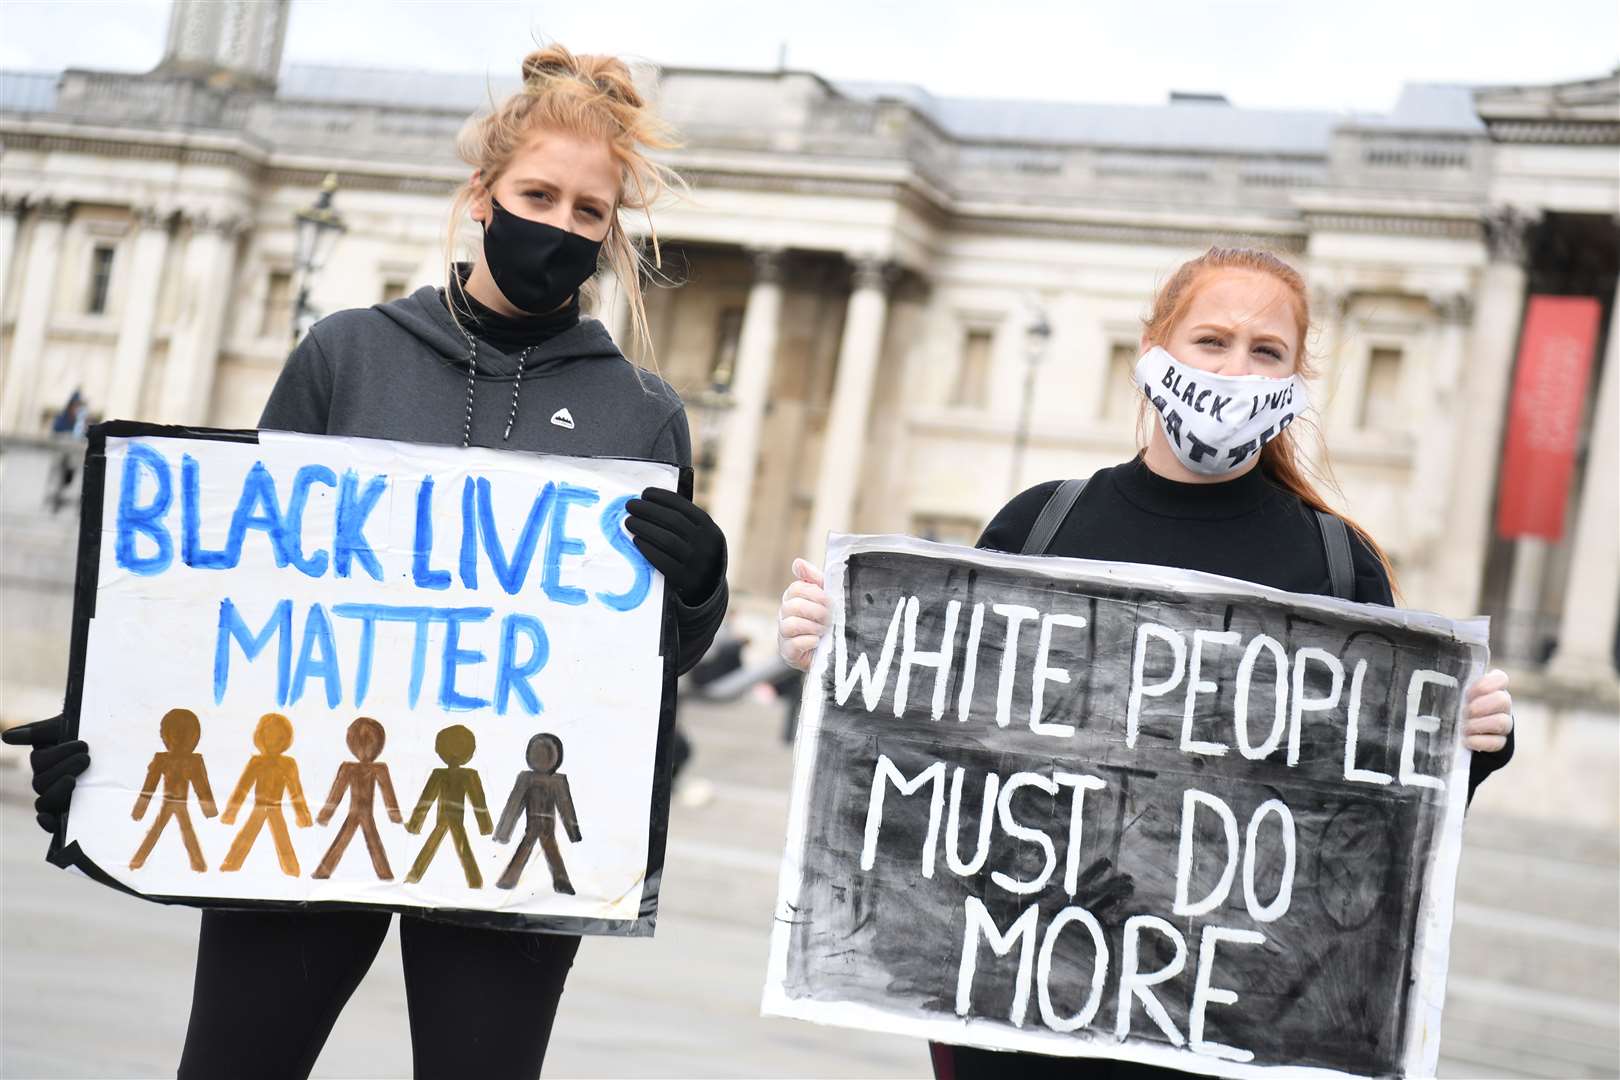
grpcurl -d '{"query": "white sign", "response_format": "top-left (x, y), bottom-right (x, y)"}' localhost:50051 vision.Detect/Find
top-left (63, 427), bottom-right (676, 934)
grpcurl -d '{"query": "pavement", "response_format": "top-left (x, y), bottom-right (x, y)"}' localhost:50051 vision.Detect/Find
top-left (3, 693), bottom-right (1617, 1080)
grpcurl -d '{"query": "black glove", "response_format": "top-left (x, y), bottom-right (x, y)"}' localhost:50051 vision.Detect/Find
top-left (2, 715), bottom-right (89, 834)
top-left (624, 487), bottom-right (726, 605)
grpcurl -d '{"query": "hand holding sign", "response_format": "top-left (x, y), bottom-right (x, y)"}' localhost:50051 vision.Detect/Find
top-left (1463, 669), bottom-right (1514, 752)
top-left (2, 716), bottom-right (87, 833)
top-left (777, 558), bottom-right (829, 672)
top-left (624, 487), bottom-right (726, 604)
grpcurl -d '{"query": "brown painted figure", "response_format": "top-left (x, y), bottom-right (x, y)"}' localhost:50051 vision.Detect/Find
top-left (129, 708), bottom-right (218, 871)
top-left (494, 733), bottom-right (582, 893)
top-left (405, 724), bottom-right (492, 887)
top-left (312, 717), bottom-right (402, 880)
top-left (220, 712), bottom-right (311, 876)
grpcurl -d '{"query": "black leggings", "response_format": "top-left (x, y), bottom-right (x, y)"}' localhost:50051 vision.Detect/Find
top-left (931, 1042), bottom-right (1202, 1079)
top-left (177, 908), bottom-right (579, 1080)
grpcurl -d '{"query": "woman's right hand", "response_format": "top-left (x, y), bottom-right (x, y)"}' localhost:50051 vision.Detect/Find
top-left (777, 558), bottom-right (830, 672)
top-left (2, 715), bottom-right (89, 834)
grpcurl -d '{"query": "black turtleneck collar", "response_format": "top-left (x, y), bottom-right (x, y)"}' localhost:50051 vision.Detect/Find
top-left (1109, 454), bottom-right (1275, 520)
top-left (441, 265), bottom-right (580, 353)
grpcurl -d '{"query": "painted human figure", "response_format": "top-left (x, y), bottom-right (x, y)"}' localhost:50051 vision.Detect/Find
top-left (494, 733), bottom-right (582, 894)
top-left (220, 712), bottom-right (311, 876)
top-left (313, 717), bottom-right (402, 880)
top-left (130, 707), bottom-right (218, 872)
top-left (405, 725), bottom-right (492, 888)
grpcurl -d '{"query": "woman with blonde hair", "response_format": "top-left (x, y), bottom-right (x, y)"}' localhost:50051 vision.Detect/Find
top-left (774, 246), bottom-right (1514, 1079)
top-left (8, 45), bottom-right (728, 1080)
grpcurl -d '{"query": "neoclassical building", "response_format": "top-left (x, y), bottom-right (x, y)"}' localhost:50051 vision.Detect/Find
top-left (1, 0), bottom-right (1616, 708)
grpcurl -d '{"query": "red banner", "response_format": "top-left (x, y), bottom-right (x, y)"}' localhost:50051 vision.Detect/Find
top-left (1496, 295), bottom-right (1603, 540)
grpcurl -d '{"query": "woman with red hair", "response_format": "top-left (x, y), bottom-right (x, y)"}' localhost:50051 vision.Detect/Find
top-left (775, 246), bottom-right (1514, 1080)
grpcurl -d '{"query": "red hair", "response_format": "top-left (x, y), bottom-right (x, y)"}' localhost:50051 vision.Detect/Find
top-left (1140, 247), bottom-right (1400, 599)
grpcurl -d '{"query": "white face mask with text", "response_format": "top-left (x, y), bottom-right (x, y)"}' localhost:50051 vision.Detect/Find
top-left (1133, 345), bottom-right (1308, 477)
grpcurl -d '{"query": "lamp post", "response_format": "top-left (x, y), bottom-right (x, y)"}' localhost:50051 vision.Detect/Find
top-left (1009, 305), bottom-right (1052, 495)
top-left (686, 369), bottom-right (735, 505)
top-left (291, 173), bottom-right (347, 344)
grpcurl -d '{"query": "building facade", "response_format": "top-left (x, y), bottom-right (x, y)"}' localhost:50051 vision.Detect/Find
top-left (1, 1), bottom-right (1616, 715)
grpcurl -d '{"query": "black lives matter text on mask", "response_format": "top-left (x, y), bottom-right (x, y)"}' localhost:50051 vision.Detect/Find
top-left (778, 547), bottom-right (1474, 1077)
top-left (1135, 347), bottom-right (1303, 470)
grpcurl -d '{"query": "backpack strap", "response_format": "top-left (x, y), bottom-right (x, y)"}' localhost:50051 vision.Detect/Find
top-left (1315, 510), bottom-right (1355, 600)
top-left (1021, 478), bottom-right (1089, 555)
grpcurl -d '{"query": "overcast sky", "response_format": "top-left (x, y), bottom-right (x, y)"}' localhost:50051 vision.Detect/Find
top-left (1, 0), bottom-right (1615, 113)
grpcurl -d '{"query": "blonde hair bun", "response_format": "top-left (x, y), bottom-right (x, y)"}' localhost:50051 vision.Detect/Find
top-left (519, 45), bottom-right (646, 110)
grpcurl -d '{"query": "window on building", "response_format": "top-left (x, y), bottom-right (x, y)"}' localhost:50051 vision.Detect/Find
top-left (261, 270), bottom-right (293, 338)
top-left (86, 244), bottom-right (115, 315)
top-left (1360, 346), bottom-right (1406, 431)
top-left (950, 327), bottom-right (994, 407)
top-left (380, 278), bottom-right (408, 304)
top-left (1102, 341), bottom-right (1140, 420)
top-left (709, 307), bottom-right (744, 390)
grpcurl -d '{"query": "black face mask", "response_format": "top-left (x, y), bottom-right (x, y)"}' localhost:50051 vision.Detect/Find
top-left (481, 197), bottom-right (603, 314)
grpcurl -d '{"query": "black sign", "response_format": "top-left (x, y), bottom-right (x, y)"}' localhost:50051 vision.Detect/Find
top-left (767, 539), bottom-right (1480, 1078)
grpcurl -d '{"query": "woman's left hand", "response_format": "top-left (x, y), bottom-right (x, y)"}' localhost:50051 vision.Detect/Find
top-left (625, 487), bottom-right (726, 605)
top-left (1463, 668), bottom-right (1514, 753)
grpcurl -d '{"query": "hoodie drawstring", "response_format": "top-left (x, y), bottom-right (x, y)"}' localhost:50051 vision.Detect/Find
top-left (455, 322), bottom-right (534, 448)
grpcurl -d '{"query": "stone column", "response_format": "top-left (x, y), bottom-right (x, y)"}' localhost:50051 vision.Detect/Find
top-left (709, 248), bottom-right (783, 574)
top-left (1504, 538), bottom-right (1549, 661)
top-left (104, 208), bottom-right (174, 420)
top-left (1309, 286), bottom-right (1350, 431)
top-left (1404, 293), bottom-right (1474, 610)
top-left (1325, 293), bottom-right (1372, 434)
top-left (1429, 207), bottom-right (1536, 618)
top-left (805, 256), bottom-right (893, 556)
top-left (0, 199), bottom-right (70, 433)
top-left (1546, 282), bottom-right (1620, 683)
top-left (158, 211), bottom-right (241, 425)
top-left (0, 195), bottom-right (26, 328)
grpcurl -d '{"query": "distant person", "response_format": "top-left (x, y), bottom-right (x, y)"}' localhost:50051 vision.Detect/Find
top-left (6, 44), bottom-right (728, 1080)
top-left (672, 617), bottom-right (748, 783)
top-left (769, 664), bottom-right (805, 744)
top-left (772, 247), bottom-right (1516, 1080)
top-left (49, 388), bottom-right (88, 436)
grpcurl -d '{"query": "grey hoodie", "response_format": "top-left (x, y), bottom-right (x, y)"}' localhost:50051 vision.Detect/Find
top-left (259, 285), bottom-right (727, 672)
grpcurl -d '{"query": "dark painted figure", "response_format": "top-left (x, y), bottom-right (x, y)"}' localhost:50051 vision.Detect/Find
top-left (494, 733), bottom-right (582, 894)
top-left (405, 724), bottom-right (493, 887)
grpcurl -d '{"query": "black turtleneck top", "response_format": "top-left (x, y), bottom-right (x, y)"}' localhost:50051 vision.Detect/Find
top-left (980, 456), bottom-right (1392, 603)
top-left (977, 456), bottom-right (1511, 798)
top-left (442, 270), bottom-right (581, 354)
